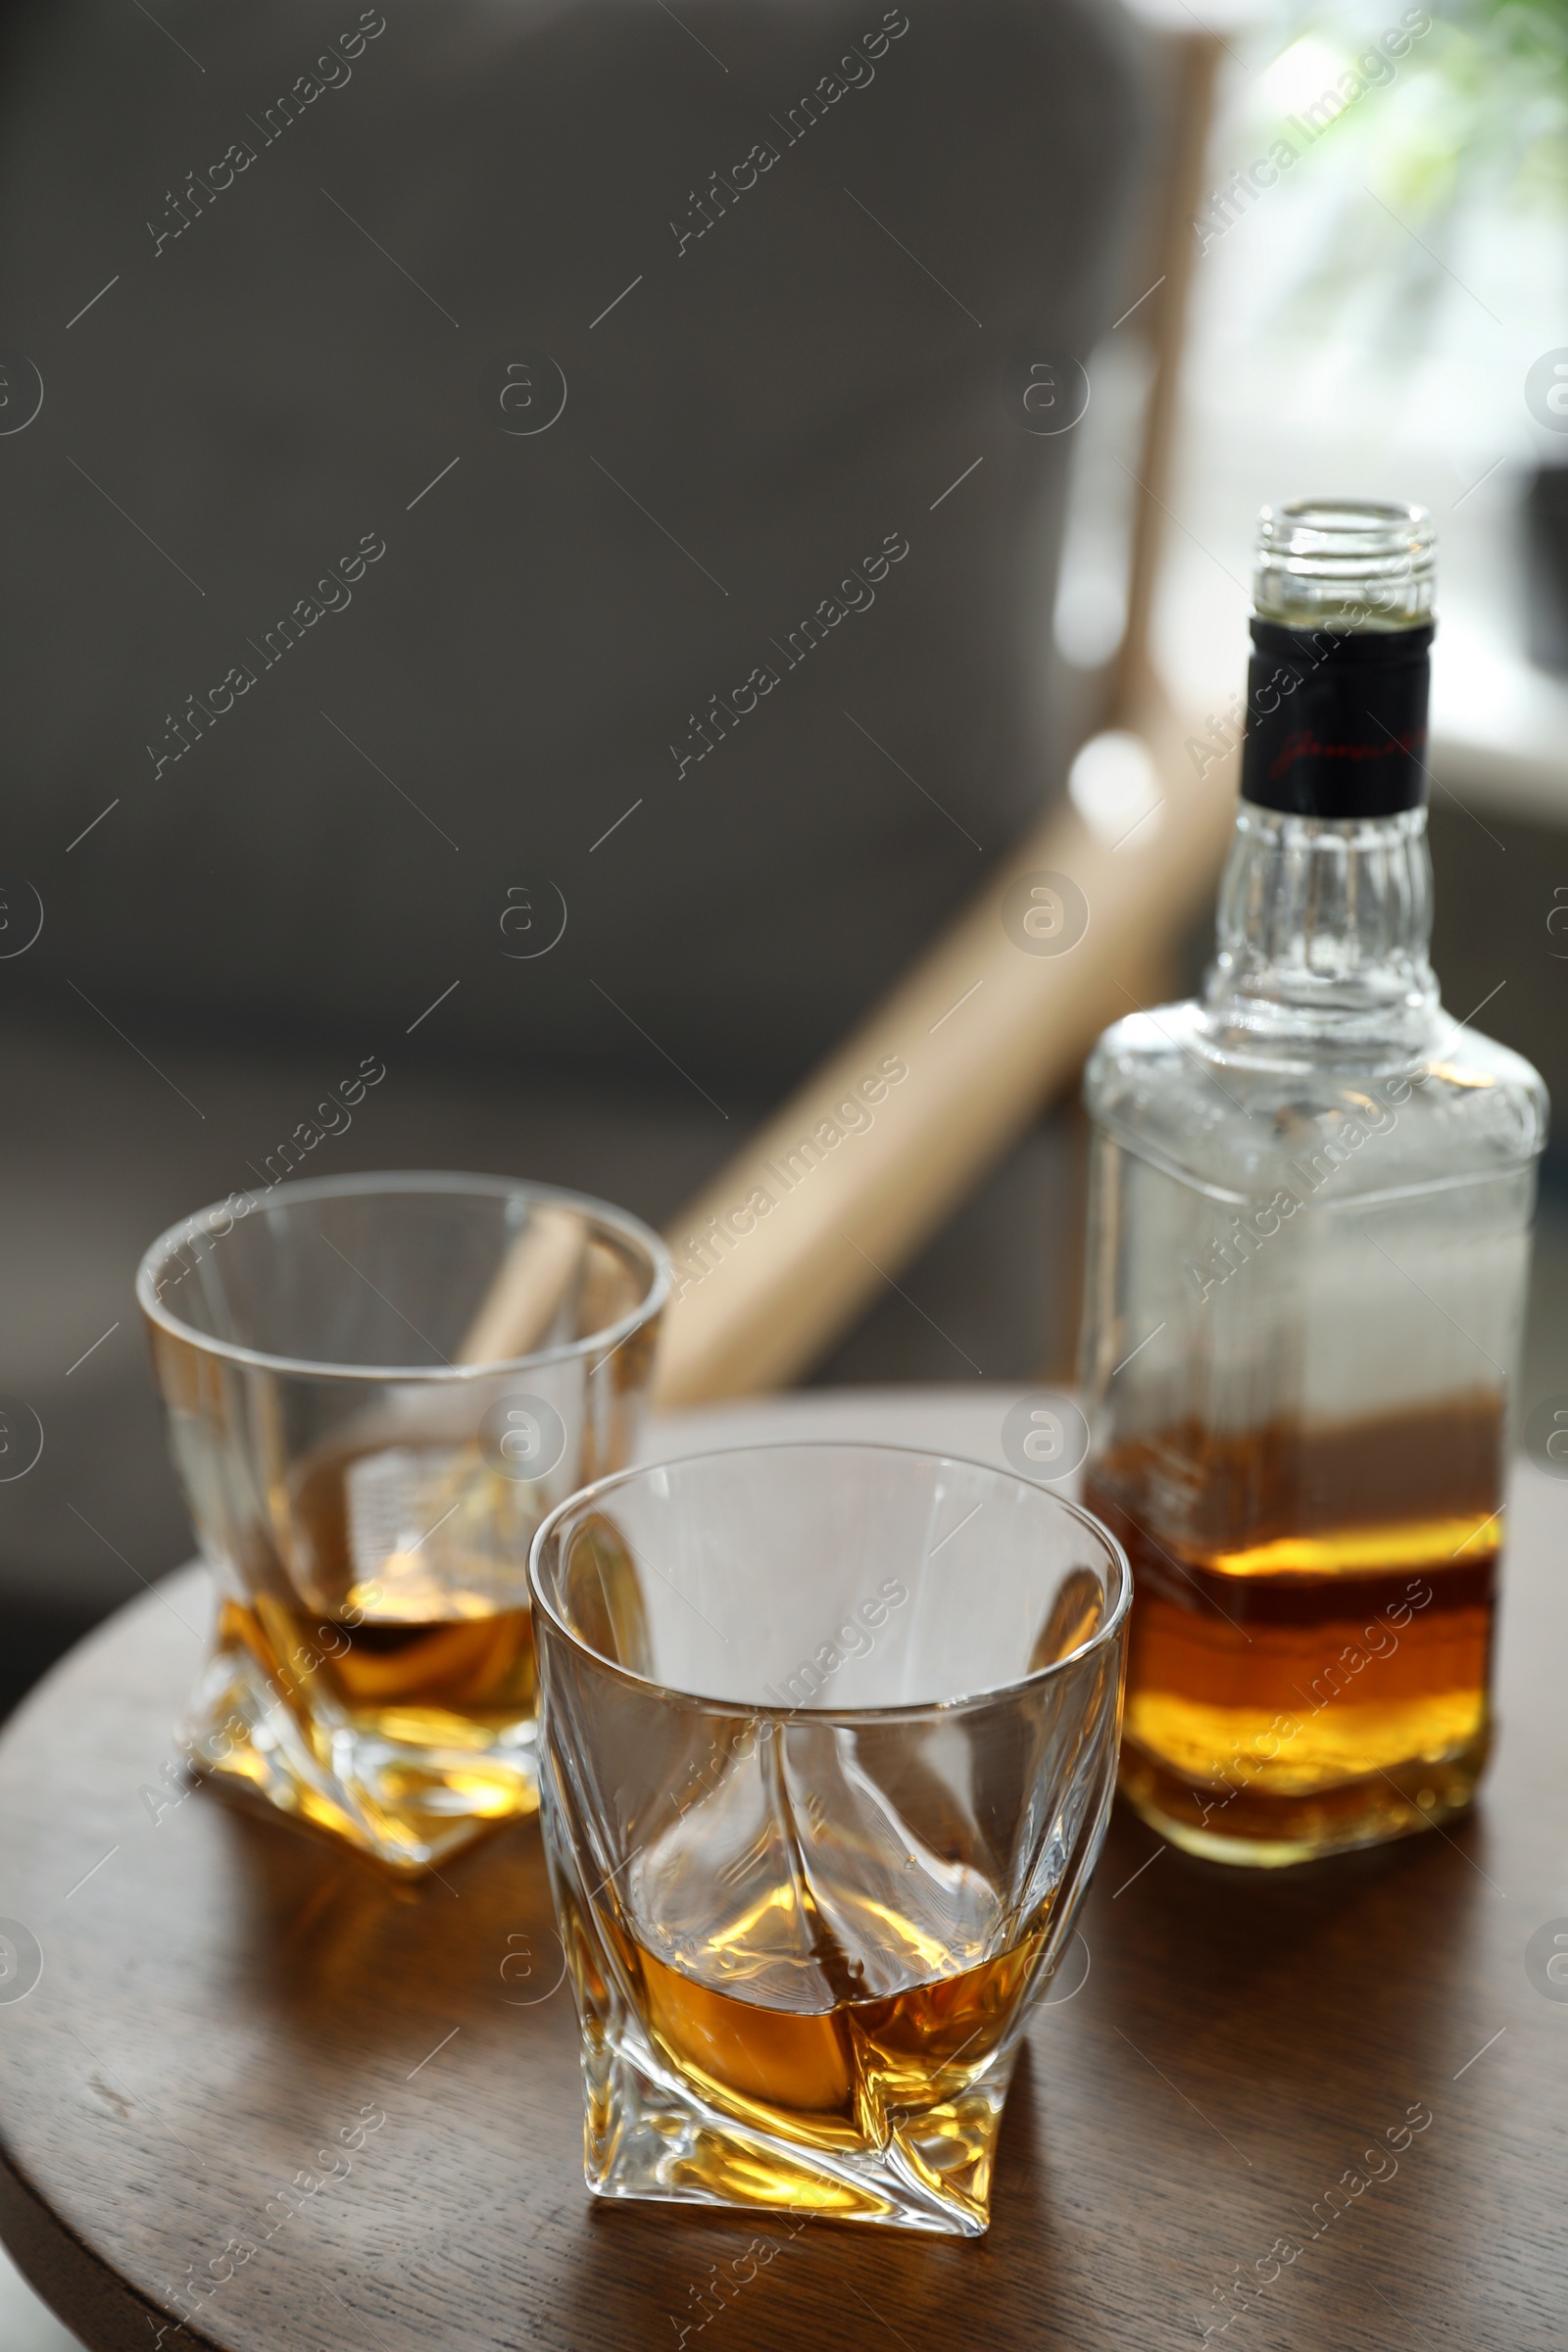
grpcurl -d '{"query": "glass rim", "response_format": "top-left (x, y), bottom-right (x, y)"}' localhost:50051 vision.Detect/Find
top-left (527, 1438), bottom-right (1133, 1720)
top-left (135, 1168), bottom-right (672, 1382)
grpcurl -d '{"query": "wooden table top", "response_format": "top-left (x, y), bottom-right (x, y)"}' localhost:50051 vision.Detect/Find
top-left (1, 1389), bottom-right (1565, 2352)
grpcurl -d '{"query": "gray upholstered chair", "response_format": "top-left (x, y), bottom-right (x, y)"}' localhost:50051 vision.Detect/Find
top-left (0, 0), bottom-right (1154, 1687)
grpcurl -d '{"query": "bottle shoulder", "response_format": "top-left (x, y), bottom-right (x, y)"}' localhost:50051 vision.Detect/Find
top-left (1084, 999), bottom-right (1549, 1201)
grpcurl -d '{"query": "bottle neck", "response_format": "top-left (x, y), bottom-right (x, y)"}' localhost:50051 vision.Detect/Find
top-left (1201, 803), bottom-right (1440, 1057)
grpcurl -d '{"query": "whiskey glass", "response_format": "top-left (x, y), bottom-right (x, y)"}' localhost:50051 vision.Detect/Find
top-left (137, 1172), bottom-right (667, 1874)
top-left (529, 1443), bottom-right (1129, 2236)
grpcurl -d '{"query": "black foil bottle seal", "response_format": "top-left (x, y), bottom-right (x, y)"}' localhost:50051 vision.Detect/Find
top-left (1239, 619), bottom-right (1432, 817)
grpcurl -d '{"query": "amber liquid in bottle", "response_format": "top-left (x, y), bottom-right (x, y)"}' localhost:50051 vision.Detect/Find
top-left (1084, 1395), bottom-right (1500, 1855)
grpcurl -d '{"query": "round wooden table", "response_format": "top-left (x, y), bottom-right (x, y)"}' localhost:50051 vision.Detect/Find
top-left (1, 1391), bottom-right (1564, 2352)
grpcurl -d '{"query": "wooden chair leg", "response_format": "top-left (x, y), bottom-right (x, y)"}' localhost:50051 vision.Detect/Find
top-left (654, 31), bottom-right (1230, 1407)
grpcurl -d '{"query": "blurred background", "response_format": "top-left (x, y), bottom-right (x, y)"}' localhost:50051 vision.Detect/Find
top-left (0, 1), bottom-right (1564, 2334)
top-left (1, 0), bottom-right (1565, 1695)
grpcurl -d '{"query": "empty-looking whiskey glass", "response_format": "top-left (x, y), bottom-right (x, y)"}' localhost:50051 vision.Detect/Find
top-left (138, 1172), bottom-right (667, 1873)
top-left (529, 1444), bottom-right (1130, 2236)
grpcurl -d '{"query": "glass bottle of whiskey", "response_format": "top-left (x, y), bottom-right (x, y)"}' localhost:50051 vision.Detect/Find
top-left (1078, 499), bottom-right (1547, 1864)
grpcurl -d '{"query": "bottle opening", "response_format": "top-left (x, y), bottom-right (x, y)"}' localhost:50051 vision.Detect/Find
top-left (1254, 498), bottom-right (1435, 631)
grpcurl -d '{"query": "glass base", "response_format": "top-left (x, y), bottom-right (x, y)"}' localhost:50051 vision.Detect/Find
top-left (1119, 1727), bottom-right (1490, 1867)
top-left (580, 2010), bottom-right (1010, 2238)
top-left (184, 1626), bottom-right (538, 1876)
